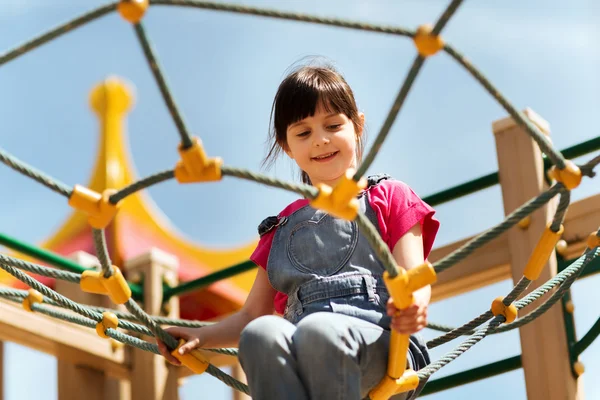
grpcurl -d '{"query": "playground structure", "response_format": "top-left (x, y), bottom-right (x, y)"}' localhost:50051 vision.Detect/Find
top-left (0, 1), bottom-right (599, 399)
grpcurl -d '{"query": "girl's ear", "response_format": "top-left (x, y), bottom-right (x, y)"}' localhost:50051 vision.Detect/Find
top-left (283, 143), bottom-right (294, 160)
top-left (357, 112), bottom-right (365, 137)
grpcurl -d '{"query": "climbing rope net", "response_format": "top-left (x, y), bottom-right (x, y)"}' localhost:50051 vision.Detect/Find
top-left (1, 0), bottom-right (600, 398)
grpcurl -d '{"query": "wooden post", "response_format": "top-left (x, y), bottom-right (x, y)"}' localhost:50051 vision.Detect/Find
top-left (0, 341), bottom-right (3, 400)
top-left (492, 108), bottom-right (583, 400)
top-left (231, 362), bottom-right (251, 400)
top-left (55, 251), bottom-right (130, 400)
top-left (127, 248), bottom-right (180, 400)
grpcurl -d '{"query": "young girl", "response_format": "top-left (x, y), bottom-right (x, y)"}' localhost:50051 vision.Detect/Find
top-left (157, 62), bottom-right (440, 400)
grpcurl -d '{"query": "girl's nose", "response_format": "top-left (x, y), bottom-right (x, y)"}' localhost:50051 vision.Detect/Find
top-left (313, 132), bottom-right (330, 147)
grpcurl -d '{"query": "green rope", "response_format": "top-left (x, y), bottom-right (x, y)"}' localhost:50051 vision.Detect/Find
top-left (110, 169), bottom-right (175, 204)
top-left (0, 147), bottom-right (72, 197)
top-left (133, 23), bottom-right (193, 149)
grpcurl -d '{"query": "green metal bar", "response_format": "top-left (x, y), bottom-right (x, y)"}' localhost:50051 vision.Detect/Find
top-left (573, 315), bottom-right (600, 357)
top-left (423, 173), bottom-right (498, 207)
top-left (163, 260), bottom-right (257, 300)
top-left (0, 232), bottom-right (143, 300)
top-left (561, 289), bottom-right (580, 378)
top-left (420, 355), bottom-right (522, 396)
top-left (558, 255), bottom-right (600, 280)
top-left (422, 135), bottom-right (600, 207)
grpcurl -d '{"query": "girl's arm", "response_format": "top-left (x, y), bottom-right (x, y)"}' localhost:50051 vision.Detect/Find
top-left (157, 266), bottom-right (276, 364)
top-left (387, 221), bottom-right (431, 334)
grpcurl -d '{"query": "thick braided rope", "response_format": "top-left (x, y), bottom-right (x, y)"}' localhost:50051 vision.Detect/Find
top-left (427, 245), bottom-right (598, 340)
top-left (434, 184), bottom-right (563, 274)
top-left (110, 170), bottom-right (175, 204)
top-left (222, 166), bottom-right (318, 199)
top-left (418, 316), bottom-right (505, 380)
top-left (356, 213), bottom-right (399, 276)
top-left (427, 311), bottom-right (493, 349)
top-left (0, 147), bottom-right (72, 197)
top-left (133, 23), bottom-right (193, 149)
top-left (0, 261), bottom-right (101, 321)
top-left (92, 229), bottom-right (115, 278)
top-left (551, 189), bottom-right (570, 232)
top-left (503, 277), bottom-right (531, 305)
top-left (355, 0), bottom-right (464, 178)
top-left (0, 4), bottom-right (117, 67)
top-left (206, 364), bottom-right (250, 395)
top-left (0, 253), bottom-right (81, 283)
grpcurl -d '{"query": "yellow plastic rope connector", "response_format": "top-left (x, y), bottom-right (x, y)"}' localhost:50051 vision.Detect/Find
top-left (174, 137), bottom-right (223, 184)
top-left (117, 0), bottom-right (149, 23)
top-left (523, 223), bottom-right (564, 281)
top-left (22, 289), bottom-right (43, 312)
top-left (309, 169), bottom-right (367, 221)
top-left (574, 361), bottom-right (585, 376)
top-left (369, 262), bottom-right (437, 400)
top-left (80, 266), bottom-right (132, 305)
top-left (96, 312), bottom-right (119, 339)
top-left (69, 186), bottom-right (120, 229)
top-left (491, 297), bottom-right (518, 323)
top-left (517, 216), bottom-right (531, 230)
top-left (587, 232), bottom-right (600, 249)
top-left (413, 24), bottom-right (445, 57)
top-left (170, 339), bottom-right (210, 374)
top-left (548, 160), bottom-right (582, 190)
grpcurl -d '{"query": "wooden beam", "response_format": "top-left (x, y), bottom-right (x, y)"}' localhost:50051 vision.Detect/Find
top-left (493, 108), bottom-right (580, 400)
top-left (429, 192), bottom-right (600, 302)
top-left (0, 298), bottom-right (129, 380)
top-left (128, 249), bottom-right (180, 400)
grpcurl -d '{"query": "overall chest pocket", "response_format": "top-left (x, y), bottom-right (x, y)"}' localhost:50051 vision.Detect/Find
top-left (287, 212), bottom-right (358, 276)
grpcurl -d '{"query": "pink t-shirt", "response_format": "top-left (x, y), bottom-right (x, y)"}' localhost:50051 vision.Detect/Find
top-left (250, 179), bottom-right (440, 315)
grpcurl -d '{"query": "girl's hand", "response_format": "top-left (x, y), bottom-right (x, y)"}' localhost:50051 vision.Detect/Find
top-left (387, 298), bottom-right (428, 334)
top-left (156, 326), bottom-right (205, 366)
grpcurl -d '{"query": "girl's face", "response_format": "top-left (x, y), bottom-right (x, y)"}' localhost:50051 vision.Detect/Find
top-left (285, 103), bottom-right (363, 188)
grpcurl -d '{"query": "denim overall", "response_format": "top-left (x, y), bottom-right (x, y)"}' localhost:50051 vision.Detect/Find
top-left (238, 175), bottom-right (430, 400)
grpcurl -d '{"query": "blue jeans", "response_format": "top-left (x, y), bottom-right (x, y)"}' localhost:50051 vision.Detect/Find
top-left (238, 312), bottom-right (429, 400)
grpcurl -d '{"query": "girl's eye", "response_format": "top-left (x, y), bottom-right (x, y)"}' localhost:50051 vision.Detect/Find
top-left (297, 131), bottom-right (310, 137)
top-left (327, 124), bottom-right (342, 130)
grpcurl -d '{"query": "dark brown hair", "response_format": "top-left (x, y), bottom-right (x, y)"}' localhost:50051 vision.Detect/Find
top-left (262, 62), bottom-right (365, 185)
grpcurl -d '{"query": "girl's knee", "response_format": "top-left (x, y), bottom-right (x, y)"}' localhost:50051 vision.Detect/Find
top-left (239, 315), bottom-right (294, 356)
top-left (294, 313), bottom-right (351, 351)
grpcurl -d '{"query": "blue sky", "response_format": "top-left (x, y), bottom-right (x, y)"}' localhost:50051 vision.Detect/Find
top-left (0, 0), bottom-right (599, 399)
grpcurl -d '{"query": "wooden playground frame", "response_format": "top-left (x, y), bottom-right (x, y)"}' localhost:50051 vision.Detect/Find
top-left (0, 108), bottom-right (597, 400)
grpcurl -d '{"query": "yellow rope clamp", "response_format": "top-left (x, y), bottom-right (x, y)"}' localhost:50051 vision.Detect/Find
top-left (548, 160), bottom-right (582, 190)
top-left (413, 24), bottom-right (445, 57)
top-left (96, 312), bottom-right (119, 339)
top-left (587, 232), bottom-right (600, 249)
top-left (491, 297), bottom-right (518, 323)
top-left (22, 289), bottom-right (44, 312)
top-left (309, 169), bottom-right (367, 221)
top-left (174, 137), bottom-right (223, 184)
top-left (68, 185), bottom-right (120, 229)
top-left (523, 223), bottom-right (564, 281)
top-left (170, 339), bottom-right (210, 374)
top-left (369, 262), bottom-right (437, 400)
top-left (117, 0), bottom-right (149, 24)
top-left (80, 266), bottom-right (132, 305)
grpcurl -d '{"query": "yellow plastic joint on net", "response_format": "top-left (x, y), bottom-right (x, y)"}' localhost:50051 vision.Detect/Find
top-left (174, 137), bottom-right (223, 184)
top-left (68, 186), bottom-right (120, 229)
top-left (413, 24), bottom-right (445, 57)
top-left (523, 223), bottom-right (564, 281)
top-left (80, 266), bottom-right (132, 305)
top-left (22, 289), bottom-right (43, 312)
top-left (548, 160), bottom-right (582, 190)
top-left (384, 262), bottom-right (437, 310)
top-left (96, 312), bottom-right (119, 339)
top-left (369, 370), bottom-right (420, 400)
top-left (491, 297), bottom-right (518, 323)
top-left (117, 0), bottom-right (149, 24)
top-left (170, 339), bottom-right (210, 374)
top-left (587, 232), bottom-right (600, 249)
top-left (309, 169), bottom-right (367, 221)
